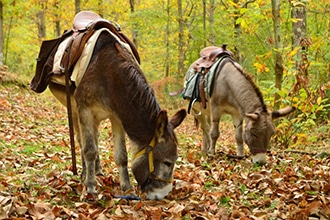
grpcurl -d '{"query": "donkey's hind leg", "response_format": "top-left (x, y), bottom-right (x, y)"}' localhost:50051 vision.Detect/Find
top-left (110, 116), bottom-right (132, 192)
top-left (77, 108), bottom-right (100, 195)
top-left (194, 114), bottom-right (211, 153)
top-left (94, 130), bottom-right (104, 176)
top-left (209, 108), bottom-right (222, 155)
top-left (79, 129), bottom-right (103, 180)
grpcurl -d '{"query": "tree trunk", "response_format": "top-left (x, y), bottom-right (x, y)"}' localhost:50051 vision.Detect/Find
top-left (177, 0), bottom-right (184, 77)
top-left (165, 0), bottom-right (170, 77)
top-left (291, 1), bottom-right (307, 48)
top-left (53, 1), bottom-right (61, 37)
top-left (208, 0), bottom-right (215, 45)
top-left (202, 0), bottom-right (206, 47)
top-left (290, 0), bottom-right (309, 92)
top-left (0, 1), bottom-right (3, 64)
top-left (36, 1), bottom-right (46, 40)
top-left (233, 0), bottom-right (241, 63)
top-left (129, 0), bottom-right (139, 49)
top-left (75, 0), bottom-right (80, 14)
top-left (272, 0), bottom-right (283, 109)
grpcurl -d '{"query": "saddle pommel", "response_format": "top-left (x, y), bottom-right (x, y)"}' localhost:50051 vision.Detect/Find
top-left (192, 45), bottom-right (233, 72)
top-left (73, 11), bottom-right (102, 31)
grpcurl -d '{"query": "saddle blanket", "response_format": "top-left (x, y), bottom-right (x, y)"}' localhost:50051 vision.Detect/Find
top-left (51, 28), bottom-right (135, 87)
top-left (182, 56), bottom-right (225, 100)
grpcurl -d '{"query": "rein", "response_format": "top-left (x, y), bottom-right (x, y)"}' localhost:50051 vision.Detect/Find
top-left (133, 136), bottom-right (173, 184)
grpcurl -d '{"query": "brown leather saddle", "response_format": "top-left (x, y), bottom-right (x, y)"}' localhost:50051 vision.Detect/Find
top-left (191, 44), bottom-right (233, 73)
top-left (190, 44), bottom-right (233, 110)
top-left (60, 11), bottom-right (140, 74)
top-left (31, 11), bottom-right (141, 93)
top-left (169, 44), bottom-right (233, 98)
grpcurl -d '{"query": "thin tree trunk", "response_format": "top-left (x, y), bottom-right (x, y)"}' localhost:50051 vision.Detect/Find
top-left (0, 1), bottom-right (3, 64)
top-left (129, 0), bottom-right (139, 49)
top-left (233, 0), bottom-right (241, 63)
top-left (208, 0), bottom-right (215, 45)
top-left (98, 0), bottom-right (104, 17)
top-left (291, 1), bottom-right (309, 82)
top-left (272, 0), bottom-right (283, 109)
top-left (36, 0), bottom-right (46, 40)
top-left (291, 1), bottom-right (307, 49)
top-left (53, 0), bottom-right (61, 37)
top-left (75, 0), bottom-right (80, 14)
top-left (202, 0), bottom-right (206, 47)
top-left (4, 14), bottom-right (12, 64)
top-left (165, 0), bottom-right (170, 77)
top-left (177, 0), bottom-right (184, 77)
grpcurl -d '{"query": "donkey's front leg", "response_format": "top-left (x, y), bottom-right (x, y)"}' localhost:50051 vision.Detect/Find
top-left (233, 116), bottom-right (244, 157)
top-left (111, 118), bottom-right (132, 192)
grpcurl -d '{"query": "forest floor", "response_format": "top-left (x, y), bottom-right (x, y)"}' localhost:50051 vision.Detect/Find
top-left (0, 76), bottom-right (330, 219)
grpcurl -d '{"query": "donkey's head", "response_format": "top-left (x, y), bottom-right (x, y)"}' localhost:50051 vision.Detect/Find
top-left (132, 109), bottom-right (186, 200)
top-left (244, 106), bottom-right (295, 164)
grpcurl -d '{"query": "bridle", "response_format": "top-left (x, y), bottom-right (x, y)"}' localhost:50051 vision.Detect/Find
top-left (133, 136), bottom-right (174, 185)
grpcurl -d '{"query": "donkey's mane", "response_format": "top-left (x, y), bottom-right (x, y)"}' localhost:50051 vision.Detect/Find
top-left (125, 62), bottom-right (161, 118)
top-left (91, 32), bottom-right (163, 144)
top-left (113, 42), bottom-right (161, 122)
top-left (95, 32), bottom-right (160, 118)
top-left (228, 58), bottom-right (267, 112)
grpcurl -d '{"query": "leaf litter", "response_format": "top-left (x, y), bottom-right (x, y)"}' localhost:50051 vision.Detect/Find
top-left (0, 85), bottom-right (329, 219)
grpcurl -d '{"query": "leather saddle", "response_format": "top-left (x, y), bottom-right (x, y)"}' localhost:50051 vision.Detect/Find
top-left (191, 44), bottom-right (233, 73)
top-left (60, 11), bottom-right (140, 74)
top-left (189, 44), bottom-right (233, 110)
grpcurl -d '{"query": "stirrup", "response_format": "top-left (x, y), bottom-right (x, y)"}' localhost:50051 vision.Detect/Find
top-left (191, 98), bottom-right (202, 116)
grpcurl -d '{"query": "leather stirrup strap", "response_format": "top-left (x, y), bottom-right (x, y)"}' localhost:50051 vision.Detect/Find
top-left (63, 39), bottom-right (78, 175)
top-left (199, 68), bottom-right (207, 109)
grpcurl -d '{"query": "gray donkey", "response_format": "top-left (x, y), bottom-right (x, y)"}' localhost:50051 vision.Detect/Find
top-left (183, 47), bottom-right (295, 164)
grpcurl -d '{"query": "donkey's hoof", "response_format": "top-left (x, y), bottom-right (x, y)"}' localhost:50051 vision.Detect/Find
top-left (96, 170), bottom-right (104, 176)
top-left (121, 184), bottom-right (133, 193)
top-left (86, 186), bottom-right (98, 195)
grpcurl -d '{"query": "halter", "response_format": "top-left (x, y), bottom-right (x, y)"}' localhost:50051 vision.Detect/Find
top-left (133, 136), bottom-right (173, 184)
top-left (248, 146), bottom-right (268, 155)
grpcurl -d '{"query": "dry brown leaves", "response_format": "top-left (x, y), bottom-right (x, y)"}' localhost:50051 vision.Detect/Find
top-left (1, 85), bottom-right (329, 219)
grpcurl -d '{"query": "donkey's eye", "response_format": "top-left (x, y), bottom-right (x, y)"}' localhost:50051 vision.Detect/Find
top-left (163, 161), bottom-right (172, 167)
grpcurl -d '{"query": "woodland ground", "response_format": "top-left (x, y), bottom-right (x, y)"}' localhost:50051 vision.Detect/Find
top-left (0, 75), bottom-right (330, 219)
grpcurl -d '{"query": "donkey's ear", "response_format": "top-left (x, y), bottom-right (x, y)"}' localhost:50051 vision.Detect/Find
top-left (272, 106), bottom-right (296, 120)
top-left (170, 109), bottom-right (187, 129)
top-left (155, 110), bottom-right (168, 143)
top-left (245, 113), bottom-right (259, 121)
top-left (246, 107), bottom-right (263, 121)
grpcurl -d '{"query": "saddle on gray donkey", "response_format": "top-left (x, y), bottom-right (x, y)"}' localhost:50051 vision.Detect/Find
top-left (191, 44), bottom-right (233, 73)
top-left (30, 11), bottom-right (140, 93)
top-left (182, 44), bottom-right (233, 113)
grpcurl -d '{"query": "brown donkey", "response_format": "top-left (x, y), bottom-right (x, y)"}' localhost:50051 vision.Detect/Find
top-left (46, 31), bottom-right (186, 200)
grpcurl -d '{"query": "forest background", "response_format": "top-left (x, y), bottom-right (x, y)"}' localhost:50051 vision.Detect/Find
top-left (0, 0), bottom-right (329, 148)
top-left (0, 0), bottom-right (330, 219)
